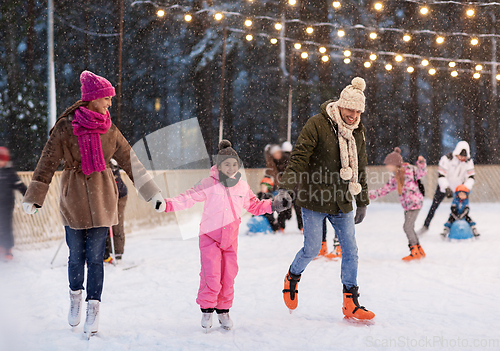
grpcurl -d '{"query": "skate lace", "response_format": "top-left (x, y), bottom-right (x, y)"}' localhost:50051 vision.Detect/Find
top-left (70, 295), bottom-right (81, 317)
top-left (86, 304), bottom-right (98, 324)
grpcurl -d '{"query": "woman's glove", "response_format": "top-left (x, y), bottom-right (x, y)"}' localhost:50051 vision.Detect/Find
top-left (354, 206), bottom-right (367, 224)
top-left (272, 189), bottom-right (293, 212)
top-left (23, 202), bottom-right (39, 214)
top-left (150, 193), bottom-right (166, 213)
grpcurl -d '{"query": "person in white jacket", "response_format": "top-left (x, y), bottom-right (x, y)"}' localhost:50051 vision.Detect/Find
top-left (418, 141), bottom-right (475, 234)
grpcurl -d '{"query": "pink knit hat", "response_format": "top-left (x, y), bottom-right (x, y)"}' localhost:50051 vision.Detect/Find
top-left (80, 71), bottom-right (116, 101)
top-left (384, 147), bottom-right (403, 166)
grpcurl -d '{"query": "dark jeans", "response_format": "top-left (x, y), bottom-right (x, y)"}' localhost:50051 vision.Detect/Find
top-left (0, 207), bottom-right (14, 249)
top-left (65, 226), bottom-right (108, 301)
top-left (423, 185), bottom-right (446, 228)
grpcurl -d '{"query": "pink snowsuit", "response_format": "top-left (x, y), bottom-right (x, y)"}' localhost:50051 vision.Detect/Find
top-left (165, 166), bottom-right (272, 309)
top-left (369, 160), bottom-right (427, 211)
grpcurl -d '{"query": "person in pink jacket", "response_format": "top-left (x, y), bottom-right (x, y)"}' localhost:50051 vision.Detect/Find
top-left (369, 147), bottom-right (427, 262)
top-left (164, 140), bottom-right (291, 332)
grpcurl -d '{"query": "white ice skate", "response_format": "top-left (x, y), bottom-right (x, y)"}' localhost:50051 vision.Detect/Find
top-left (68, 289), bottom-right (83, 327)
top-left (441, 227), bottom-right (450, 239)
top-left (201, 312), bottom-right (213, 332)
top-left (217, 312), bottom-right (233, 330)
top-left (83, 300), bottom-right (100, 339)
top-left (417, 226), bottom-right (428, 236)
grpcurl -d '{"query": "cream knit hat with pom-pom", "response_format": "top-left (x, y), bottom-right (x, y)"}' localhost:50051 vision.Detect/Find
top-left (337, 77), bottom-right (366, 113)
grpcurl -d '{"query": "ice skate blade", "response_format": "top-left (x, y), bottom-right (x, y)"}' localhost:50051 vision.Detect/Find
top-left (83, 331), bottom-right (97, 340)
top-left (202, 326), bottom-right (211, 334)
top-left (343, 316), bottom-right (375, 326)
top-left (289, 309), bottom-right (294, 314)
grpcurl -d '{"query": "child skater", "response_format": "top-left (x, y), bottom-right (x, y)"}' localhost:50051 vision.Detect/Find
top-left (164, 140), bottom-right (291, 331)
top-left (369, 147), bottom-right (427, 261)
top-left (441, 185), bottom-right (480, 238)
top-left (256, 177), bottom-right (279, 232)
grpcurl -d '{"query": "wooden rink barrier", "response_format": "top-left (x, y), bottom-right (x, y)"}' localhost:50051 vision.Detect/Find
top-left (12, 166), bottom-right (500, 247)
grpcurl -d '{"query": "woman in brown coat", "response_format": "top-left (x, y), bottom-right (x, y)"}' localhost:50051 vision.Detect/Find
top-left (23, 71), bottom-right (165, 338)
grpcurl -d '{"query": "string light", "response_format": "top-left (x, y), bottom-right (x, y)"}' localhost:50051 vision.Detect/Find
top-left (407, 66), bottom-right (415, 73)
top-left (395, 55), bottom-right (403, 62)
top-left (321, 55), bottom-right (329, 62)
top-left (403, 34), bottom-right (411, 42)
top-left (319, 47), bottom-right (327, 53)
top-left (451, 70), bottom-right (458, 77)
top-left (370, 53), bottom-right (377, 61)
top-left (344, 58), bottom-right (351, 64)
top-left (343, 50), bottom-right (351, 57)
top-left (246, 34), bottom-right (253, 41)
top-left (422, 59), bottom-right (429, 66)
top-left (332, 1), bottom-right (341, 8)
top-left (429, 68), bottom-right (436, 75)
top-left (338, 29), bottom-right (345, 37)
top-left (275, 22), bottom-right (282, 30)
top-left (385, 64), bottom-right (393, 71)
top-left (420, 6), bottom-right (429, 15)
top-left (301, 52), bottom-right (308, 59)
top-left (471, 38), bottom-right (479, 45)
top-left (306, 27), bottom-right (314, 34)
top-left (294, 43), bottom-right (302, 49)
top-left (270, 38), bottom-right (278, 44)
top-left (369, 32), bottom-right (378, 39)
top-left (436, 36), bottom-right (445, 44)
top-left (184, 14), bottom-right (192, 22)
top-left (214, 12), bottom-right (223, 21)
top-left (245, 19), bottom-right (252, 27)
top-left (374, 2), bottom-right (383, 11)
top-left (289, 0), bottom-right (297, 5)
top-left (364, 61), bottom-right (372, 68)
top-left (466, 8), bottom-right (475, 17)
top-left (497, 74), bottom-right (500, 80)
top-left (473, 72), bottom-right (481, 79)
top-left (157, 9), bottom-right (165, 17)
top-left (475, 64), bottom-right (483, 71)
top-left (449, 61), bottom-right (456, 68)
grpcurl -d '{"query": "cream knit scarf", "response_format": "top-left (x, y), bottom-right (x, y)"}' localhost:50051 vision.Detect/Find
top-left (326, 101), bottom-right (362, 196)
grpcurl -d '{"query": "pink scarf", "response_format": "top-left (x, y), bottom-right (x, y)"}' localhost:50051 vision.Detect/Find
top-left (72, 107), bottom-right (111, 175)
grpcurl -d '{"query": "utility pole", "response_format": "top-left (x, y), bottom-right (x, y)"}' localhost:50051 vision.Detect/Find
top-left (47, 0), bottom-right (57, 136)
top-left (116, 0), bottom-right (124, 129)
top-left (218, 26), bottom-right (228, 143)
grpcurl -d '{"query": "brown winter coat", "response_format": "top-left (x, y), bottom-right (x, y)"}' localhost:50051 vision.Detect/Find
top-left (24, 115), bottom-right (161, 229)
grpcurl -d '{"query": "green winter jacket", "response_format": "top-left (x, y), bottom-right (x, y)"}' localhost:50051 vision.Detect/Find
top-left (279, 100), bottom-right (370, 215)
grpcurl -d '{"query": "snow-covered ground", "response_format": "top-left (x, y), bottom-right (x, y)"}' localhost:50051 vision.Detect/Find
top-left (1, 200), bottom-right (500, 351)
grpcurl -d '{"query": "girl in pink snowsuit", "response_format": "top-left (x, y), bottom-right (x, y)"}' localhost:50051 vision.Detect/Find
top-left (164, 140), bottom-right (286, 331)
top-left (369, 147), bottom-right (427, 261)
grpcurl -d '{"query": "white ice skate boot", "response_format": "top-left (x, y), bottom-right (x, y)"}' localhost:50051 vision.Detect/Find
top-left (68, 289), bottom-right (83, 327)
top-left (440, 227), bottom-right (450, 239)
top-left (416, 226), bottom-right (428, 236)
top-left (217, 311), bottom-right (233, 330)
top-left (83, 300), bottom-right (100, 338)
top-left (201, 309), bottom-right (214, 332)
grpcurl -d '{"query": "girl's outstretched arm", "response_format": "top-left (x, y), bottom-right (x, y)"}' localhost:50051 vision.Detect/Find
top-left (243, 188), bottom-right (273, 215)
top-left (369, 177), bottom-right (396, 200)
top-left (165, 180), bottom-right (208, 212)
top-left (415, 156), bottom-right (427, 180)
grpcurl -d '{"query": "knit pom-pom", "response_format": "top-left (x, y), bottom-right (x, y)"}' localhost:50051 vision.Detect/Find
top-left (351, 77), bottom-right (366, 92)
top-left (394, 147), bottom-right (401, 154)
top-left (219, 139), bottom-right (232, 150)
top-left (349, 182), bottom-right (362, 196)
top-left (340, 167), bottom-right (353, 180)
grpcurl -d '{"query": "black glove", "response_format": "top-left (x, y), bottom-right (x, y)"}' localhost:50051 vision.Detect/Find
top-left (445, 187), bottom-right (453, 198)
top-left (272, 189), bottom-right (293, 213)
top-left (354, 206), bottom-right (367, 224)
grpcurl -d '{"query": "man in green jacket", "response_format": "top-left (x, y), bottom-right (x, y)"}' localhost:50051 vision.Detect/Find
top-left (278, 77), bottom-right (375, 320)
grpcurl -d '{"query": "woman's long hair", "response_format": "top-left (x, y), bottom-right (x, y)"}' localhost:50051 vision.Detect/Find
top-left (49, 100), bottom-right (89, 135)
top-left (395, 166), bottom-right (405, 195)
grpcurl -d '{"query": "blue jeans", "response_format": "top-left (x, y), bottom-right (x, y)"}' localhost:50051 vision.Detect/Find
top-left (290, 208), bottom-right (358, 289)
top-left (65, 226), bottom-right (108, 301)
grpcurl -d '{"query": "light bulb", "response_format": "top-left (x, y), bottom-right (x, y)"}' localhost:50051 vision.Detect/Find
top-left (407, 66), bottom-right (415, 73)
top-left (343, 50), bottom-right (351, 57)
top-left (403, 34), bottom-right (411, 42)
top-left (421, 59), bottom-right (429, 66)
top-left (275, 22), bottom-right (282, 30)
top-left (473, 72), bottom-right (481, 79)
top-left (369, 32), bottom-right (377, 40)
top-left (429, 68), bottom-right (436, 75)
top-left (319, 47), bottom-right (327, 53)
top-left (321, 55), bottom-right (329, 62)
top-left (451, 71), bottom-right (458, 77)
top-left (395, 55), bottom-right (403, 62)
top-left (370, 54), bottom-right (377, 61)
top-left (364, 61), bottom-right (371, 68)
top-left (436, 36), bottom-right (444, 44)
top-left (214, 13), bottom-right (223, 21)
top-left (289, 0), bottom-right (297, 5)
top-left (338, 29), bottom-right (345, 37)
top-left (332, 1), bottom-right (341, 8)
top-left (466, 9), bottom-right (474, 17)
top-left (344, 58), bottom-right (351, 64)
top-left (385, 64), bottom-right (393, 71)
top-left (374, 2), bottom-right (383, 11)
top-left (449, 61), bottom-right (456, 68)
top-left (157, 9), bottom-right (165, 17)
top-left (184, 14), bottom-right (192, 22)
top-left (245, 19), bottom-right (252, 27)
top-left (420, 6), bottom-right (429, 15)
top-left (471, 38), bottom-right (479, 46)
top-left (245, 34), bottom-right (253, 41)
top-left (475, 64), bottom-right (483, 71)
top-left (306, 27), bottom-right (314, 34)
top-left (301, 52), bottom-right (308, 59)
top-left (270, 38), bottom-right (278, 44)
top-left (294, 43), bottom-right (302, 50)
